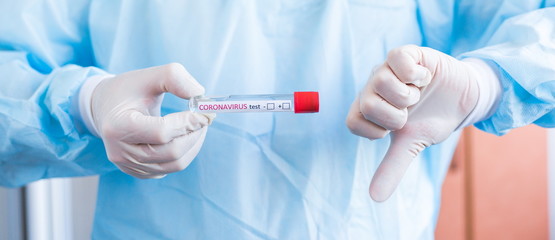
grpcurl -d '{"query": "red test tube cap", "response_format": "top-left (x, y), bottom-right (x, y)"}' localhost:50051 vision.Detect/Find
top-left (294, 92), bottom-right (319, 113)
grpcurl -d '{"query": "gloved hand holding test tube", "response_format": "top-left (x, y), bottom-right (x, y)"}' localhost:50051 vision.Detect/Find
top-left (190, 91), bottom-right (319, 113)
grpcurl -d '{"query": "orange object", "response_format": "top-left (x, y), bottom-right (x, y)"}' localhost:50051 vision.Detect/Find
top-left (436, 125), bottom-right (548, 240)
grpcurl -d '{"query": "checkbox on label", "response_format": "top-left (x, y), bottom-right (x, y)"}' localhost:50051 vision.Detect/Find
top-left (267, 103), bottom-right (275, 110)
top-left (283, 103), bottom-right (290, 110)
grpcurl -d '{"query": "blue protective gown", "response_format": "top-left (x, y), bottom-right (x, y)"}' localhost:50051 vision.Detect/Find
top-left (1, 0), bottom-right (554, 239)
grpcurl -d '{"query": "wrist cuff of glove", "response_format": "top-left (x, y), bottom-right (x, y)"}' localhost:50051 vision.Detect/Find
top-left (78, 74), bottom-right (114, 137)
top-left (457, 58), bottom-right (502, 130)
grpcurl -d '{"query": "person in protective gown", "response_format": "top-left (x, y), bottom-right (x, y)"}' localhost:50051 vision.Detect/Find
top-left (0, 0), bottom-right (554, 239)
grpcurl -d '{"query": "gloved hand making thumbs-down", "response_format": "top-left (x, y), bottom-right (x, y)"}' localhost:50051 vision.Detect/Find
top-left (347, 45), bottom-right (501, 201)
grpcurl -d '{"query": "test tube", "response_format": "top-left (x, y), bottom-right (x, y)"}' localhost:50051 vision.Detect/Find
top-left (189, 92), bottom-right (319, 113)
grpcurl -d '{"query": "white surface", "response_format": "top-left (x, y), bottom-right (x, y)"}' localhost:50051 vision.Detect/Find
top-left (26, 179), bottom-right (72, 240)
top-left (70, 176), bottom-right (98, 240)
top-left (0, 187), bottom-right (24, 240)
top-left (25, 176), bottom-right (98, 240)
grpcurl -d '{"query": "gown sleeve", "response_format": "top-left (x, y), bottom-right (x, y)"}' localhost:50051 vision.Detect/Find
top-left (0, 0), bottom-right (115, 187)
top-left (460, 7), bottom-right (555, 135)
top-left (418, 0), bottom-right (555, 135)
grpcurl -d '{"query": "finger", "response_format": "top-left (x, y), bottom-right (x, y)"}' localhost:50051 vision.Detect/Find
top-left (386, 45), bottom-right (432, 87)
top-left (359, 91), bottom-right (408, 131)
top-left (346, 97), bottom-right (389, 140)
top-left (372, 65), bottom-right (421, 109)
top-left (142, 63), bottom-right (206, 99)
top-left (123, 128), bottom-right (205, 164)
top-left (369, 132), bottom-right (429, 202)
top-left (117, 111), bottom-right (212, 144)
top-left (157, 128), bottom-right (207, 172)
top-left (117, 164), bottom-right (166, 179)
top-left (119, 128), bottom-right (207, 175)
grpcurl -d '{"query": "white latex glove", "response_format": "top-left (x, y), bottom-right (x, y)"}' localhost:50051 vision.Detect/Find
top-left (346, 45), bottom-right (500, 202)
top-left (82, 63), bottom-right (214, 179)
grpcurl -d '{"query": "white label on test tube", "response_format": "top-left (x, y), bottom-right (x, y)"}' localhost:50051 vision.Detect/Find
top-left (196, 100), bottom-right (293, 113)
top-left (189, 92), bottom-right (319, 114)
